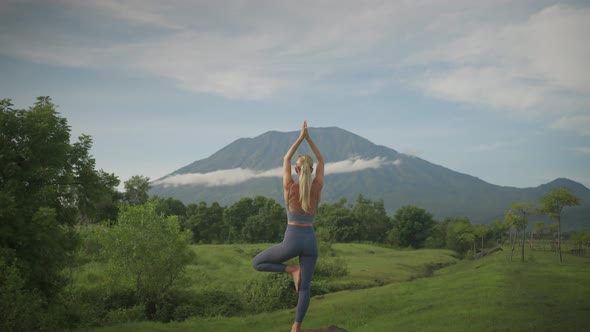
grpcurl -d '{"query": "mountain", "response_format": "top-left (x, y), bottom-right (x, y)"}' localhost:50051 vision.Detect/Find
top-left (150, 127), bottom-right (590, 231)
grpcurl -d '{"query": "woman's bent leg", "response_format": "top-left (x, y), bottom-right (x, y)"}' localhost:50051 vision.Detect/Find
top-left (252, 242), bottom-right (296, 273)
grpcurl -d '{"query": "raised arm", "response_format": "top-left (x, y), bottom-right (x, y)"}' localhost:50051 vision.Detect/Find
top-left (306, 129), bottom-right (324, 188)
top-left (283, 121), bottom-right (307, 191)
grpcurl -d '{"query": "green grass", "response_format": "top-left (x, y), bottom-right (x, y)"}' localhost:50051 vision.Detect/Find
top-left (72, 243), bottom-right (457, 293)
top-left (82, 247), bottom-right (590, 332)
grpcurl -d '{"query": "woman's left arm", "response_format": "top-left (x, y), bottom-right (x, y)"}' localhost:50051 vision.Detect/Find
top-left (283, 121), bottom-right (307, 193)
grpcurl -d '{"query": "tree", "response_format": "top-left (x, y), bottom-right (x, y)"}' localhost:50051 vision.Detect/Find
top-left (531, 221), bottom-right (546, 250)
top-left (444, 217), bottom-right (475, 255)
top-left (508, 202), bottom-right (535, 262)
top-left (539, 187), bottom-right (581, 263)
top-left (100, 202), bottom-right (194, 319)
top-left (241, 197), bottom-right (286, 243)
top-left (1, 97), bottom-right (111, 292)
top-left (185, 201), bottom-right (225, 244)
top-left (0, 97), bottom-right (120, 329)
top-left (124, 175), bottom-right (151, 205)
top-left (222, 196), bottom-right (285, 243)
top-left (351, 195), bottom-right (391, 243)
top-left (473, 224), bottom-right (489, 250)
top-left (488, 219), bottom-right (510, 246)
top-left (314, 198), bottom-right (356, 242)
top-left (391, 205), bottom-right (434, 248)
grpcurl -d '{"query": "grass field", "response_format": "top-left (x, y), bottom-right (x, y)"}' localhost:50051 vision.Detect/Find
top-left (80, 245), bottom-right (590, 332)
top-left (74, 243), bottom-right (458, 294)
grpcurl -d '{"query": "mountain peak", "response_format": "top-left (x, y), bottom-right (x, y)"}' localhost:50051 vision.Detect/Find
top-left (151, 127), bottom-right (590, 230)
top-left (169, 126), bottom-right (398, 175)
top-left (541, 178), bottom-right (589, 192)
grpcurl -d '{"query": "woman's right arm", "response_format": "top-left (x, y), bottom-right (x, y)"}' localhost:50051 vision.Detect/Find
top-left (306, 131), bottom-right (324, 188)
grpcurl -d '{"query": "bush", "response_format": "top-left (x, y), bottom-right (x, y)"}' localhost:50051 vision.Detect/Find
top-left (0, 258), bottom-right (45, 332)
top-left (63, 285), bottom-right (139, 328)
top-left (314, 256), bottom-right (348, 279)
top-left (102, 305), bottom-right (145, 325)
top-left (242, 273), bottom-right (297, 313)
top-left (100, 203), bottom-right (194, 320)
top-left (75, 224), bottom-right (108, 264)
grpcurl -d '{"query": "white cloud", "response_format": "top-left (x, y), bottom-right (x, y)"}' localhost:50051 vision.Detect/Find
top-left (154, 167), bottom-right (282, 187)
top-left (2, 1), bottom-right (589, 111)
top-left (325, 157), bottom-right (400, 174)
top-left (154, 157), bottom-right (400, 187)
top-left (412, 4), bottom-right (590, 119)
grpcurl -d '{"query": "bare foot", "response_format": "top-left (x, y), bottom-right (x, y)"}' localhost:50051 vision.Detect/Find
top-left (288, 265), bottom-right (301, 292)
top-left (291, 322), bottom-right (301, 332)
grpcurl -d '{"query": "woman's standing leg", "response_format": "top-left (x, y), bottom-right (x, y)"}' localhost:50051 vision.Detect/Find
top-left (292, 229), bottom-right (318, 331)
top-left (294, 254), bottom-right (318, 322)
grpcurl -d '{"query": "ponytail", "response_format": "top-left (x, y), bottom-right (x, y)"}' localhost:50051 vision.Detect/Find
top-left (297, 155), bottom-right (314, 212)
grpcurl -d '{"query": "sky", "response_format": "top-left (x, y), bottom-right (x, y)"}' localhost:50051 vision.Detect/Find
top-left (1, 0), bottom-right (589, 190)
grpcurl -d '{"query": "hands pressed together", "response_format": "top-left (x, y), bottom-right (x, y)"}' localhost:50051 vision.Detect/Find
top-left (299, 120), bottom-right (309, 140)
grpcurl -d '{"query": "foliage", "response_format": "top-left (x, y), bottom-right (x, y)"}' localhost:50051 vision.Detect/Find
top-left (124, 175), bottom-right (151, 205)
top-left (99, 203), bottom-right (194, 319)
top-left (488, 219), bottom-right (510, 245)
top-left (241, 273), bottom-right (297, 313)
top-left (183, 201), bottom-right (225, 243)
top-left (391, 205), bottom-right (435, 248)
top-left (507, 202), bottom-right (535, 262)
top-left (443, 218), bottom-right (474, 255)
top-left (223, 196), bottom-right (286, 243)
top-left (571, 229), bottom-right (590, 249)
top-left (538, 187), bottom-right (580, 263)
top-left (0, 97), bottom-right (120, 331)
top-left (315, 198), bottom-right (357, 242)
top-left (0, 258), bottom-right (45, 332)
top-left (315, 196), bottom-right (392, 243)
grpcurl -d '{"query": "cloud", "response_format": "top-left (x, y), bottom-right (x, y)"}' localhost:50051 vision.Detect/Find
top-left (154, 157), bottom-right (400, 187)
top-left (411, 4), bottom-right (590, 120)
top-left (324, 157), bottom-right (400, 174)
top-left (2, 0), bottom-right (589, 112)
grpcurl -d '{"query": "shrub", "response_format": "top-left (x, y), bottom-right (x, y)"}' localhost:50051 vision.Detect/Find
top-left (0, 258), bottom-right (45, 332)
top-left (102, 305), bottom-right (145, 325)
top-left (314, 256), bottom-right (348, 279)
top-left (100, 203), bottom-right (194, 320)
top-left (242, 273), bottom-right (297, 313)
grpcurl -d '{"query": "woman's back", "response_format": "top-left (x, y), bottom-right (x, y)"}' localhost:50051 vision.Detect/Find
top-left (287, 180), bottom-right (321, 215)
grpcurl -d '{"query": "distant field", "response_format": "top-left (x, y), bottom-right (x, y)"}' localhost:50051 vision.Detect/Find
top-left (82, 245), bottom-right (590, 332)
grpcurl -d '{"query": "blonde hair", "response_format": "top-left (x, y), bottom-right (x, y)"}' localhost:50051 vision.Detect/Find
top-left (296, 154), bottom-right (314, 211)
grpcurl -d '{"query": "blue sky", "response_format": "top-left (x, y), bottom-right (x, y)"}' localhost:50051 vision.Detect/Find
top-left (1, 0), bottom-right (589, 189)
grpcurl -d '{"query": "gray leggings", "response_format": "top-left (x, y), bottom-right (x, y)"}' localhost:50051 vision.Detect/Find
top-left (252, 225), bottom-right (318, 323)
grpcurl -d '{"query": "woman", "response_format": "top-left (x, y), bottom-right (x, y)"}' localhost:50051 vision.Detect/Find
top-left (252, 120), bottom-right (324, 332)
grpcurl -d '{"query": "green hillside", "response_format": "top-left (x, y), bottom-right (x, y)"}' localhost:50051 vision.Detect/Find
top-left (85, 245), bottom-right (590, 332)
